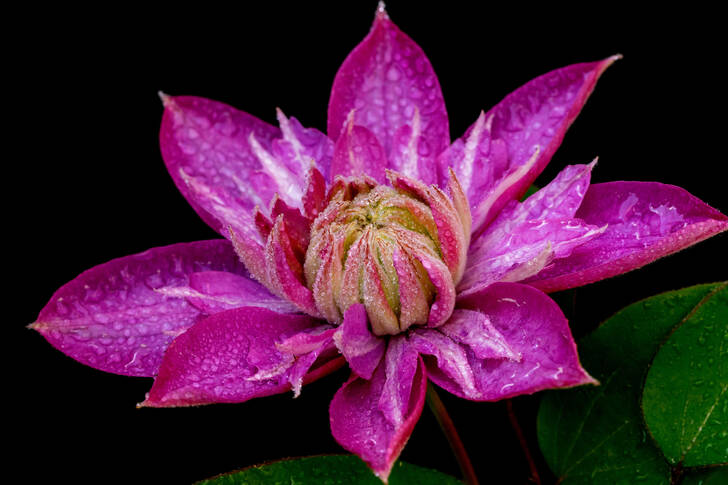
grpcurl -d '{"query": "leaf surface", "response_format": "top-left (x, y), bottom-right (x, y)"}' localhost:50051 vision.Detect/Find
top-left (537, 283), bottom-right (724, 484)
top-left (642, 284), bottom-right (728, 467)
top-left (196, 455), bottom-right (462, 484)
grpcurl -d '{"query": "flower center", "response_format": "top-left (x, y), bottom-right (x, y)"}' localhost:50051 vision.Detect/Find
top-left (304, 173), bottom-right (469, 336)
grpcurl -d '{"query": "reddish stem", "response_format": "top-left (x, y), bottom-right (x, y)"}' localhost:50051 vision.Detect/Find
top-left (425, 383), bottom-right (479, 485)
top-left (506, 399), bottom-right (542, 485)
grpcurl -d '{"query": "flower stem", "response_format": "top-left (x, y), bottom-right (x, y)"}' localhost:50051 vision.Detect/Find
top-left (425, 383), bottom-right (479, 485)
top-left (506, 399), bottom-right (541, 485)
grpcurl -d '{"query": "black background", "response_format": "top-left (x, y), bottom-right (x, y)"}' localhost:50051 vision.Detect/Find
top-left (12, 2), bottom-right (726, 484)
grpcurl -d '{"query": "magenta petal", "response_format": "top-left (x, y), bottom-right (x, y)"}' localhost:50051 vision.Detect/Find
top-left (442, 282), bottom-right (595, 401)
top-left (265, 217), bottom-right (321, 317)
top-left (32, 240), bottom-right (244, 377)
top-left (142, 307), bottom-right (321, 407)
top-left (274, 108), bottom-right (334, 180)
top-left (331, 117), bottom-right (388, 183)
top-left (504, 161), bottom-right (596, 223)
top-left (156, 270), bottom-right (297, 315)
top-left (441, 57), bottom-right (619, 234)
top-left (278, 326), bottom-right (338, 397)
top-left (302, 165), bottom-right (327, 220)
top-left (327, 9), bottom-right (449, 160)
top-left (459, 218), bottom-right (605, 297)
top-left (330, 350), bottom-right (427, 482)
top-left (160, 95), bottom-right (281, 236)
top-left (439, 309), bottom-right (519, 361)
top-left (334, 304), bottom-right (386, 380)
top-left (379, 336), bottom-right (419, 427)
top-left (409, 329), bottom-right (479, 399)
top-left (526, 182), bottom-right (728, 292)
top-left (389, 109), bottom-right (438, 185)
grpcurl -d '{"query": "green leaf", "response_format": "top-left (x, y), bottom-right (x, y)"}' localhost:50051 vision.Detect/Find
top-left (195, 455), bottom-right (463, 485)
top-left (537, 283), bottom-right (724, 484)
top-left (682, 466), bottom-right (728, 485)
top-left (642, 284), bottom-right (728, 467)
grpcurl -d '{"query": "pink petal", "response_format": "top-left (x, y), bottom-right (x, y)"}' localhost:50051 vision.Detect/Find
top-left (379, 336), bottom-right (419, 427)
top-left (333, 304), bottom-right (386, 380)
top-left (440, 56), bottom-right (619, 234)
top-left (409, 329), bottom-right (479, 399)
top-left (392, 224), bottom-right (457, 327)
top-left (155, 270), bottom-right (297, 315)
top-left (526, 182), bottom-right (728, 292)
top-left (437, 282), bottom-right (596, 401)
top-left (265, 216), bottom-right (321, 317)
top-left (503, 161), bottom-right (596, 223)
top-left (142, 307), bottom-right (326, 407)
top-left (330, 346), bottom-right (427, 482)
top-left (302, 165), bottom-right (327, 220)
top-left (277, 326), bottom-right (338, 397)
top-left (270, 196), bottom-right (311, 259)
top-left (389, 108), bottom-right (438, 184)
top-left (31, 240), bottom-right (244, 377)
top-left (410, 312), bottom-right (519, 401)
top-left (439, 309), bottom-right (520, 361)
top-left (159, 95), bottom-right (280, 236)
top-left (459, 218), bottom-right (605, 298)
top-left (388, 171), bottom-right (469, 285)
top-left (331, 116), bottom-right (388, 184)
top-left (327, 8), bottom-right (449, 160)
top-left (230, 228), bottom-right (269, 288)
top-left (274, 108), bottom-right (334, 180)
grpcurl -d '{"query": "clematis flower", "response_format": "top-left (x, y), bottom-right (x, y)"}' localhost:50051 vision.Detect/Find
top-left (32, 5), bottom-right (727, 482)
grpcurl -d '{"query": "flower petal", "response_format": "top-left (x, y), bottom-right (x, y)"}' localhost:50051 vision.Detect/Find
top-left (142, 307), bottom-right (332, 407)
top-left (330, 343), bottom-right (427, 482)
top-left (439, 309), bottom-right (520, 361)
top-left (327, 8), bottom-right (449, 161)
top-left (525, 182), bottom-right (728, 292)
top-left (155, 270), bottom-right (297, 315)
top-left (437, 282), bottom-right (596, 401)
top-left (331, 115), bottom-right (388, 184)
top-left (274, 108), bottom-right (334, 180)
top-left (459, 219), bottom-right (605, 298)
top-left (333, 304), bottom-right (386, 380)
top-left (31, 240), bottom-right (244, 377)
top-left (265, 216), bottom-right (321, 317)
top-left (160, 95), bottom-right (280, 236)
top-left (302, 165), bottom-right (328, 220)
top-left (389, 108), bottom-right (438, 184)
top-left (503, 161), bottom-right (596, 223)
top-left (440, 56), bottom-right (619, 234)
top-left (277, 326), bottom-right (338, 398)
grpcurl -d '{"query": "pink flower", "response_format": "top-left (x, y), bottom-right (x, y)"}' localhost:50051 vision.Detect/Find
top-left (32, 6), bottom-right (727, 482)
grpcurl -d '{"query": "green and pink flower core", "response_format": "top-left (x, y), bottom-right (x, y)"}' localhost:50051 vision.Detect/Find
top-left (32, 5), bottom-right (727, 482)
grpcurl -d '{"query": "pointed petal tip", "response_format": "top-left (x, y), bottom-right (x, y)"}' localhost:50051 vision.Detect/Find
top-left (375, 1), bottom-right (389, 20)
top-left (599, 54), bottom-right (623, 74)
top-left (158, 90), bottom-right (173, 107)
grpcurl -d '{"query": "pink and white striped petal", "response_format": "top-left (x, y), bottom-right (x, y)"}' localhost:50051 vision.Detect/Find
top-left (31, 240), bottom-right (245, 377)
top-left (141, 307), bottom-right (327, 407)
top-left (160, 95), bottom-right (281, 236)
top-left (330, 346), bottom-right (427, 483)
top-left (333, 304), bottom-right (386, 380)
top-left (155, 270), bottom-right (297, 315)
top-left (265, 216), bottom-right (321, 317)
top-left (331, 115), bottom-right (388, 184)
top-left (327, 7), bottom-right (449, 160)
top-left (438, 282), bottom-right (596, 401)
top-left (526, 182), bottom-right (728, 292)
top-left (439, 56), bottom-right (619, 234)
